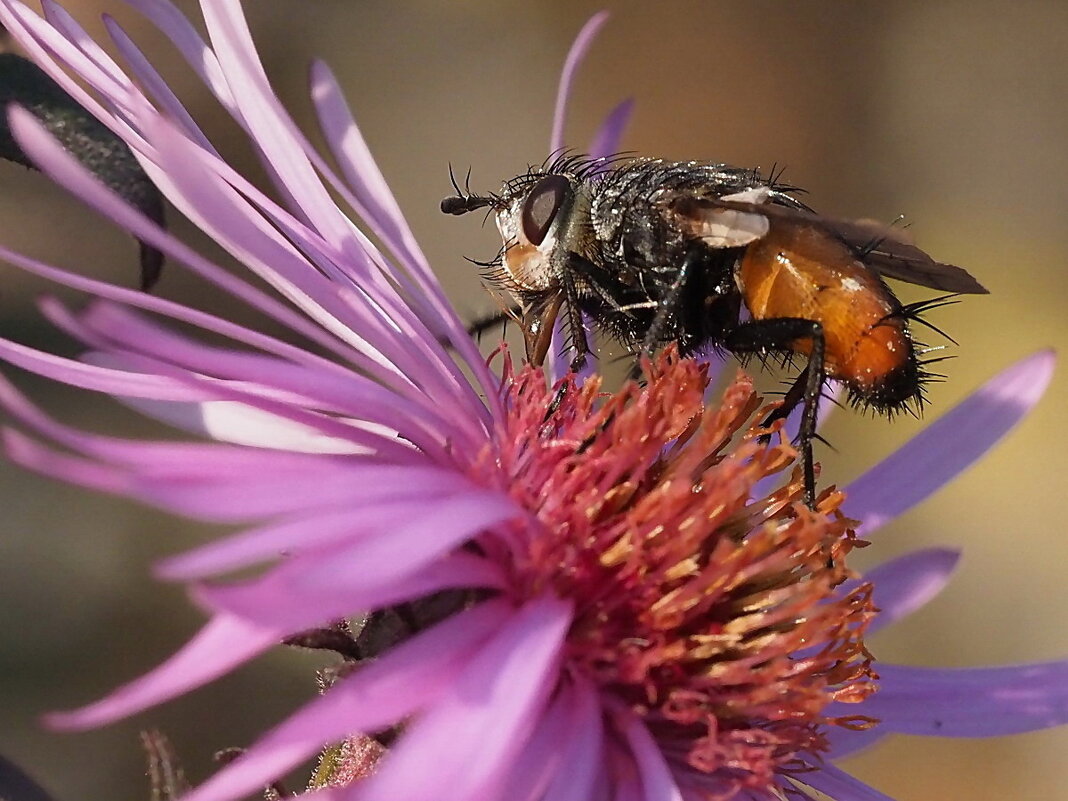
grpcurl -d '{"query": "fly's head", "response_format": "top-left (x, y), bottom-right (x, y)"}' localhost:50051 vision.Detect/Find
top-left (442, 157), bottom-right (608, 366)
top-left (441, 163), bottom-right (594, 297)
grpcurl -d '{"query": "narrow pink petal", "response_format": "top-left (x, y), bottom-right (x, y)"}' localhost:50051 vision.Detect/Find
top-left (308, 60), bottom-right (503, 411)
top-left (863, 548), bottom-right (962, 635)
top-left (609, 702), bottom-right (683, 801)
top-left (131, 116), bottom-right (407, 379)
top-left (5, 108), bottom-right (375, 370)
top-left (122, 0), bottom-right (235, 112)
top-left (296, 493), bottom-right (520, 588)
top-left (44, 613), bottom-right (281, 730)
top-left (112, 396), bottom-right (375, 455)
top-left (824, 725), bottom-right (885, 762)
top-left (843, 350), bottom-right (1055, 534)
top-left (181, 600), bottom-right (513, 801)
top-left (588, 98), bottom-right (634, 160)
top-left (196, 494), bottom-right (519, 627)
top-left (306, 64), bottom-right (492, 417)
top-left (32, 314), bottom-right (427, 463)
top-left (307, 59), bottom-right (430, 283)
top-left (354, 596), bottom-right (572, 801)
top-left (550, 12), bottom-right (611, 154)
top-left (0, 335), bottom-right (203, 400)
top-left (797, 761), bottom-right (895, 801)
top-left (5, 398), bottom-right (459, 522)
top-left (543, 678), bottom-right (607, 801)
top-left (156, 497), bottom-right (473, 581)
top-left (840, 659), bottom-right (1068, 737)
top-left (0, 371), bottom-right (417, 476)
top-left (103, 14), bottom-right (217, 153)
top-left (198, 3), bottom-right (357, 251)
top-left (5, 16), bottom-right (497, 424)
top-left (75, 301), bottom-right (459, 456)
top-left (41, 0), bottom-right (132, 92)
top-left (128, 117), bottom-right (480, 420)
top-left (495, 685), bottom-right (577, 801)
top-left (2, 428), bottom-right (131, 496)
top-left (0, 1), bottom-right (144, 145)
top-left (196, 552), bottom-right (506, 636)
top-left (135, 463), bottom-right (470, 524)
top-left (0, 237), bottom-right (349, 376)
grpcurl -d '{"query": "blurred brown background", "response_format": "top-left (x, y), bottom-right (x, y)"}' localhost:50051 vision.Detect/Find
top-left (1, 1), bottom-right (1066, 799)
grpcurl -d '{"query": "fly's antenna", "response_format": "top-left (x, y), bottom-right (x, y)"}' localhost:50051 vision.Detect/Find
top-left (441, 164), bottom-right (495, 215)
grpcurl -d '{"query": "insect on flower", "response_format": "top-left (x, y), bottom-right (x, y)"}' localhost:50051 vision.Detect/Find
top-left (442, 155), bottom-right (989, 504)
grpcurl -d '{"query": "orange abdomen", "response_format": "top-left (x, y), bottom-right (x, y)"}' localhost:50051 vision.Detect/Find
top-left (736, 220), bottom-right (916, 401)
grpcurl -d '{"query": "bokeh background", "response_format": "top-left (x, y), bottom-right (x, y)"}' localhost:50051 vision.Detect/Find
top-left (1, 2), bottom-right (1066, 799)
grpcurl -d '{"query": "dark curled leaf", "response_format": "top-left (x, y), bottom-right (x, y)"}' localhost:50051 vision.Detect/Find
top-left (0, 52), bottom-right (165, 289)
top-left (0, 752), bottom-right (57, 801)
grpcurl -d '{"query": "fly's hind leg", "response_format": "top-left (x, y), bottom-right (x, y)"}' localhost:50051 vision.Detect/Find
top-left (723, 317), bottom-right (826, 508)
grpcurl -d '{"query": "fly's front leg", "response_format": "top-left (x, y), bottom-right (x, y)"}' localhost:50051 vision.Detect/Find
top-left (465, 305), bottom-right (520, 342)
top-left (724, 317), bottom-right (826, 508)
top-left (561, 269), bottom-right (591, 373)
top-left (641, 244), bottom-right (703, 357)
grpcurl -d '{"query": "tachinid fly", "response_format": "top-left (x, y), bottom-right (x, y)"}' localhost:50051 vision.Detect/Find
top-left (442, 155), bottom-right (988, 505)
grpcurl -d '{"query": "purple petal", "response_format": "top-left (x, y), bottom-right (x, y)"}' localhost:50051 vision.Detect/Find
top-left (135, 463), bottom-right (472, 524)
top-left (0, 333), bottom-right (202, 401)
top-left (0, 1), bottom-right (140, 143)
top-left (72, 301), bottom-right (459, 457)
top-left (2, 428), bottom-right (132, 496)
top-left (4, 108), bottom-right (373, 370)
top-left (843, 350), bottom-right (1055, 534)
top-left (862, 548), bottom-right (962, 635)
top-left (108, 395), bottom-right (375, 456)
top-left (122, 0), bottom-right (234, 110)
top-left (156, 503), bottom-right (441, 581)
top-left (198, 3), bottom-right (356, 251)
top-left (542, 677), bottom-right (605, 801)
top-left (609, 702), bottom-right (683, 801)
top-left (40, 0), bottom-right (131, 94)
top-left (44, 614), bottom-right (282, 730)
top-left (129, 117), bottom-right (414, 384)
top-left (306, 65), bottom-right (500, 411)
top-left (194, 494), bottom-right (518, 628)
top-left (824, 725), bottom-right (886, 762)
top-left (840, 659), bottom-right (1068, 737)
top-left (308, 61), bottom-right (427, 284)
top-left (0, 370), bottom-right (404, 476)
top-left (587, 98), bottom-right (634, 161)
top-left (550, 11), bottom-right (611, 154)
top-left (0, 369), bottom-right (427, 477)
top-left (102, 14), bottom-right (217, 153)
top-left (546, 313), bottom-right (598, 384)
top-left (0, 236), bottom-right (350, 376)
top-left (354, 595), bottom-right (572, 801)
top-left (181, 600), bottom-right (514, 801)
top-left (496, 686), bottom-right (577, 801)
top-left (798, 761), bottom-right (897, 801)
top-left (196, 552), bottom-right (506, 638)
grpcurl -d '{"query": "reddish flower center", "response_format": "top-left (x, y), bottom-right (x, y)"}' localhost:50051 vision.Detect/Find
top-left (480, 349), bottom-right (878, 795)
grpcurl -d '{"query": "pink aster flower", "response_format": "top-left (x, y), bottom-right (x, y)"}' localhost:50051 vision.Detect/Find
top-left (0, 4), bottom-right (1064, 801)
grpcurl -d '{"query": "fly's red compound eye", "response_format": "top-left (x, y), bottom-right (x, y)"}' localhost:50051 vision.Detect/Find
top-left (521, 175), bottom-right (570, 246)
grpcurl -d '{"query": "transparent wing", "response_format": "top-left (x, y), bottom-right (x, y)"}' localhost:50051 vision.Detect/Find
top-left (677, 196), bottom-right (989, 295)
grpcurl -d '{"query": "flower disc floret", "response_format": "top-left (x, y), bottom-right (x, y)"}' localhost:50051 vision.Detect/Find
top-left (483, 350), bottom-right (877, 793)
